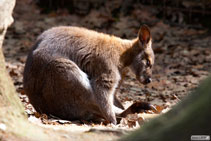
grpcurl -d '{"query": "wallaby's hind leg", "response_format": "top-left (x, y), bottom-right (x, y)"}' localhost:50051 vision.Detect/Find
top-left (41, 58), bottom-right (100, 120)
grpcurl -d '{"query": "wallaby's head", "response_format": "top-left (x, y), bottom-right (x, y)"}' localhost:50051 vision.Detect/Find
top-left (130, 25), bottom-right (154, 85)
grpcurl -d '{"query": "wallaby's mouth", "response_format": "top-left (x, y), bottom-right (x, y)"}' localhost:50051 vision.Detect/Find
top-left (143, 78), bottom-right (152, 84)
top-left (137, 76), bottom-right (152, 85)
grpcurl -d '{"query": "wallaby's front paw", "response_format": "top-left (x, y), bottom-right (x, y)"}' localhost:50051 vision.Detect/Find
top-left (110, 118), bottom-right (117, 125)
top-left (104, 112), bottom-right (117, 125)
top-left (108, 115), bottom-right (117, 125)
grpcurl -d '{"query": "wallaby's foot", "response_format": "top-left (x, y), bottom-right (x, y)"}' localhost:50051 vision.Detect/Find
top-left (98, 101), bottom-right (117, 125)
top-left (118, 101), bottom-right (156, 118)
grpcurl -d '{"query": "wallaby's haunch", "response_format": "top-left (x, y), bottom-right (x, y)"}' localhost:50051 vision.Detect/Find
top-left (23, 25), bottom-right (155, 124)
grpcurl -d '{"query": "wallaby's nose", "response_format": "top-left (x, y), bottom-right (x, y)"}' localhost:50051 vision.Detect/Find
top-left (144, 78), bottom-right (152, 84)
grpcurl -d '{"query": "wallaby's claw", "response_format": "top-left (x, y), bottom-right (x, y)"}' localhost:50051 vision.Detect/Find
top-left (149, 104), bottom-right (157, 112)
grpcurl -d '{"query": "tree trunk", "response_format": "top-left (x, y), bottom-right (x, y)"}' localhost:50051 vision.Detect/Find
top-left (0, 0), bottom-right (24, 122)
top-left (120, 76), bottom-right (211, 141)
top-left (0, 0), bottom-right (38, 139)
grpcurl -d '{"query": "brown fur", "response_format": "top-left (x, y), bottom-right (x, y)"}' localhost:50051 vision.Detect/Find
top-left (23, 25), bottom-right (154, 124)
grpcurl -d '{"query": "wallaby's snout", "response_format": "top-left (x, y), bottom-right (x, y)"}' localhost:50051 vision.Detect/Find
top-left (142, 67), bottom-right (153, 85)
top-left (136, 74), bottom-right (152, 85)
top-left (144, 77), bottom-right (152, 84)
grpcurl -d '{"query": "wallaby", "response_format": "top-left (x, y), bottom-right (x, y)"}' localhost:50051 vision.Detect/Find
top-left (23, 25), bottom-right (154, 125)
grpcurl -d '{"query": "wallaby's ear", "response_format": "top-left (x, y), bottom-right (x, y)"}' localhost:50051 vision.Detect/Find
top-left (138, 24), bottom-right (151, 44)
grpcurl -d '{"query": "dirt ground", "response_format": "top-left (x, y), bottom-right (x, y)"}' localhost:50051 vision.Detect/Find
top-left (2, 0), bottom-right (211, 139)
